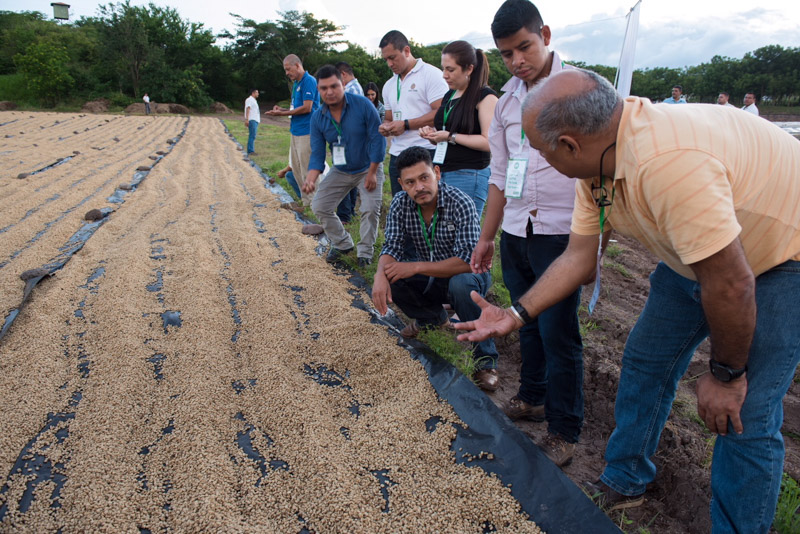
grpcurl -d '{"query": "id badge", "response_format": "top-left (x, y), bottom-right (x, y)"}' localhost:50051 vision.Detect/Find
top-left (333, 144), bottom-right (347, 166)
top-left (394, 110), bottom-right (402, 121)
top-left (433, 141), bottom-right (448, 164)
top-left (505, 155), bottom-right (528, 199)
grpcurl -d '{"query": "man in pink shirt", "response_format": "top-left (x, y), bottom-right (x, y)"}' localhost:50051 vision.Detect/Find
top-left (470, 0), bottom-right (583, 467)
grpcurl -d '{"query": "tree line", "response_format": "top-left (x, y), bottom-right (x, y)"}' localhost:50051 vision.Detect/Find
top-left (1, 2), bottom-right (798, 110)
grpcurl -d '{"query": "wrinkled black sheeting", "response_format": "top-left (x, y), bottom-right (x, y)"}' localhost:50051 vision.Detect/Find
top-left (222, 120), bottom-right (620, 533)
top-left (345, 274), bottom-right (619, 533)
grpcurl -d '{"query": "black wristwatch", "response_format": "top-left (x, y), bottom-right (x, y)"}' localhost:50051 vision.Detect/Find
top-left (709, 358), bottom-right (748, 382)
top-left (511, 301), bottom-right (534, 325)
top-left (403, 119), bottom-right (410, 131)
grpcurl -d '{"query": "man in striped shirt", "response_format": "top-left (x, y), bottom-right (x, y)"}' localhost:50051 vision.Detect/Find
top-left (456, 68), bottom-right (800, 533)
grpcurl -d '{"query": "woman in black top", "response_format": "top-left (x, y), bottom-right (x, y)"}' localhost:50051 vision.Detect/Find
top-left (419, 40), bottom-right (498, 216)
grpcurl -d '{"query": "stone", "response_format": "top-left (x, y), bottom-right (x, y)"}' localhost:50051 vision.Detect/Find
top-left (20, 268), bottom-right (50, 281)
top-left (136, 166), bottom-right (151, 172)
top-left (17, 173), bottom-right (29, 179)
top-left (84, 209), bottom-right (104, 221)
top-left (301, 224), bottom-right (324, 235)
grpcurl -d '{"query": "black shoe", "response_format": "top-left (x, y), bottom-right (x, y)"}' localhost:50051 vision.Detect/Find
top-left (583, 480), bottom-right (645, 511)
top-left (326, 247), bottom-right (353, 263)
top-left (357, 257), bottom-right (372, 268)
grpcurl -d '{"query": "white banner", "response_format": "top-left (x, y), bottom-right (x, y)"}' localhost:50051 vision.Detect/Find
top-left (614, 0), bottom-right (642, 97)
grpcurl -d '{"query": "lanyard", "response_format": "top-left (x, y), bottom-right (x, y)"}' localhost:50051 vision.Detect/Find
top-left (329, 115), bottom-right (342, 138)
top-left (442, 92), bottom-right (457, 128)
top-left (396, 75), bottom-right (401, 102)
top-left (416, 205), bottom-right (438, 254)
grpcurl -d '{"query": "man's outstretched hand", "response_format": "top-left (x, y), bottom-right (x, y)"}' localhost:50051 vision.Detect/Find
top-left (453, 291), bottom-right (521, 342)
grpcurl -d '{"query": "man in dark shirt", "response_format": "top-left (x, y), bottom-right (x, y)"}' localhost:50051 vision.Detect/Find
top-left (304, 65), bottom-right (386, 267)
top-left (372, 146), bottom-right (499, 391)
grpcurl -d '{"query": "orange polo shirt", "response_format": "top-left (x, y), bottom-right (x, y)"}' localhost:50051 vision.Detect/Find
top-left (571, 97), bottom-right (800, 280)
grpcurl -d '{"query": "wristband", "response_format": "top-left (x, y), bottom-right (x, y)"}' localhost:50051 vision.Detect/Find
top-left (510, 301), bottom-right (534, 325)
top-left (404, 119), bottom-right (410, 131)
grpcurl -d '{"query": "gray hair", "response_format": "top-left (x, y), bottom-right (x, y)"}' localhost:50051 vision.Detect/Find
top-left (523, 69), bottom-right (621, 150)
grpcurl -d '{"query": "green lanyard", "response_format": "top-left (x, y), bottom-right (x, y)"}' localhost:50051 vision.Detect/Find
top-left (329, 115), bottom-right (342, 139)
top-left (416, 205), bottom-right (438, 254)
top-left (520, 126), bottom-right (526, 149)
top-left (598, 176), bottom-right (615, 233)
top-left (396, 76), bottom-right (401, 102)
top-left (442, 92), bottom-right (458, 128)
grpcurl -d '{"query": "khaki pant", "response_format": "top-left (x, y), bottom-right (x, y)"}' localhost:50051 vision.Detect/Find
top-left (311, 166), bottom-right (385, 258)
top-left (290, 134), bottom-right (317, 205)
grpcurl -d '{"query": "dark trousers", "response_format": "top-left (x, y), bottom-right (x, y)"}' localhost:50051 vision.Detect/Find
top-left (390, 272), bottom-right (497, 367)
top-left (500, 231), bottom-right (584, 442)
top-left (336, 188), bottom-right (359, 223)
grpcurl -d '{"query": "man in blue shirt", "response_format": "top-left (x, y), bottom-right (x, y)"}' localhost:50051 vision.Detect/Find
top-left (267, 54), bottom-right (321, 206)
top-left (372, 146), bottom-right (499, 390)
top-left (304, 65), bottom-right (386, 267)
top-left (662, 84), bottom-right (687, 104)
top-left (335, 61), bottom-right (364, 224)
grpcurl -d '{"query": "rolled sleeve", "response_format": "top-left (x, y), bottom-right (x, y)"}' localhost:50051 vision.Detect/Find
top-left (570, 180), bottom-right (602, 235)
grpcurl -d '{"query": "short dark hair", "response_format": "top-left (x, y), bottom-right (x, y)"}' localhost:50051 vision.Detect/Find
top-left (249, 88), bottom-right (258, 95)
top-left (491, 0), bottom-right (544, 41)
top-left (719, 91), bottom-right (730, 97)
top-left (396, 146), bottom-right (433, 175)
top-left (315, 64), bottom-right (342, 82)
top-left (673, 85), bottom-right (683, 92)
top-left (745, 91), bottom-right (756, 97)
top-left (379, 30), bottom-right (410, 51)
top-left (335, 61), bottom-right (354, 76)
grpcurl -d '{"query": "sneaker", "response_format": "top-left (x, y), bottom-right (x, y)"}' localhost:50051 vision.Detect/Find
top-left (326, 247), bottom-right (353, 264)
top-left (357, 257), bottom-right (372, 268)
top-left (474, 369), bottom-right (499, 392)
top-left (503, 395), bottom-right (545, 422)
top-left (539, 432), bottom-right (575, 467)
top-left (583, 479), bottom-right (645, 511)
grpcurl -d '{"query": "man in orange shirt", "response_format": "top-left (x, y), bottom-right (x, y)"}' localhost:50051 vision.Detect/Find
top-left (455, 68), bottom-right (800, 533)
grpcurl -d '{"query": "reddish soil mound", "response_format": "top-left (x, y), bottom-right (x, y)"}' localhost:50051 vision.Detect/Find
top-left (0, 101), bottom-right (17, 111)
top-left (81, 98), bottom-right (110, 113)
top-left (124, 102), bottom-right (189, 115)
top-left (209, 102), bottom-right (232, 113)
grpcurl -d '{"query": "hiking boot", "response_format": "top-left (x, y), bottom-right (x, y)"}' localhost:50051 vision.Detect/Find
top-left (474, 369), bottom-right (499, 392)
top-left (503, 395), bottom-right (545, 422)
top-left (399, 321), bottom-right (420, 338)
top-left (357, 257), bottom-right (372, 268)
top-left (326, 247), bottom-right (353, 264)
top-left (583, 479), bottom-right (645, 511)
top-left (539, 432), bottom-right (575, 467)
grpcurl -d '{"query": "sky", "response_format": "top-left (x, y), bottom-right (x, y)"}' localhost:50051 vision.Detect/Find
top-left (9, 0), bottom-right (800, 69)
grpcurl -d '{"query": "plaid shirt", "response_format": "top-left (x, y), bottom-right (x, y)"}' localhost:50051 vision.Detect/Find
top-left (382, 182), bottom-right (480, 264)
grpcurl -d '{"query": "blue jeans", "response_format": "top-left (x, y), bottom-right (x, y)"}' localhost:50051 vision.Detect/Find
top-left (441, 167), bottom-right (490, 217)
top-left (247, 120), bottom-right (258, 154)
top-left (390, 272), bottom-right (498, 368)
top-left (500, 231), bottom-right (584, 442)
top-left (600, 261), bottom-right (800, 533)
top-left (285, 170), bottom-right (301, 199)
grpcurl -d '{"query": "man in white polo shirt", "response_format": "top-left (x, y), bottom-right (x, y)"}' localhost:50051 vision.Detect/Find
top-left (379, 30), bottom-right (448, 197)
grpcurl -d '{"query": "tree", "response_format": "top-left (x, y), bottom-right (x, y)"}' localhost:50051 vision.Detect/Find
top-left (13, 39), bottom-right (74, 106)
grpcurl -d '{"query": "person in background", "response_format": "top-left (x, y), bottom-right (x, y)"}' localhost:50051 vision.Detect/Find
top-left (243, 88), bottom-right (260, 156)
top-left (266, 54), bottom-right (321, 206)
top-left (366, 82), bottom-right (386, 121)
top-left (143, 93), bottom-right (151, 115)
top-left (419, 40), bottom-right (498, 216)
top-left (742, 92), bottom-right (760, 115)
top-left (336, 61), bottom-right (364, 95)
top-left (717, 92), bottom-right (735, 107)
top-left (662, 85), bottom-right (687, 104)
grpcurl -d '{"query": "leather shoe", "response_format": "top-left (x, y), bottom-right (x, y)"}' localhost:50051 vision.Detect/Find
top-left (539, 432), bottom-right (575, 467)
top-left (583, 479), bottom-right (645, 511)
top-left (474, 369), bottom-right (499, 392)
top-left (503, 395), bottom-right (545, 422)
top-left (326, 247), bottom-right (353, 264)
top-left (400, 321), bottom-right (420, 338)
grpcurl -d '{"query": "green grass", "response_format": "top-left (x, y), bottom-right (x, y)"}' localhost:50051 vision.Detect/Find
top-left (774, 473), bottom-right (800, 533)
top-left (222, 119), bottom-right (510, 378)
top-left (605, 260), bottom-right (633, 278)
top-left (605, 241), bottom-right (624, 259)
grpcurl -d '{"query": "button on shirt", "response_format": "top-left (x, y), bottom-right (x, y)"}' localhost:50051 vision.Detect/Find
top-left (309, 93), bottom-right (386, 175)
top-left (290, 71), bottom-right (320, 136)
top-left (382, 182), bottom-right (480, 264)
top-left (488, 51), bottom-right (576, 237)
